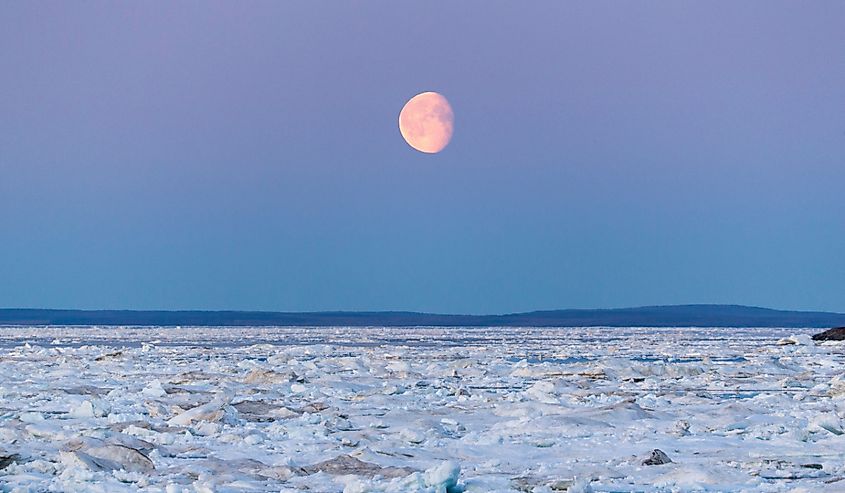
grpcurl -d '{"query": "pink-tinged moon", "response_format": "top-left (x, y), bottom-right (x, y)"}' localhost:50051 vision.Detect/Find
top-left (398, 92), bottom-right (454, 153)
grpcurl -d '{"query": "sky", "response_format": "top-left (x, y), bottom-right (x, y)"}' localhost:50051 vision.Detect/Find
top-left (1, 2), bottom-right (843, 314)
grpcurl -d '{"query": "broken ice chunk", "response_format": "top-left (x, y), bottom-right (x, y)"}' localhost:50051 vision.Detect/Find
top-left (777, 334), bottom-right (813, 346)
top-left (62, 437), bottom-right (155, 473)
top-left (809, 415), bottom-right (844, 435)
top-left (423, 461), bottom-right (461, 492)
top-left (301, 454), bottom-right (414, 478)
top-left (167, 392), bottom-right (235, 426)
top-left (69, 399), bottom-right (109, 418)
top-left (141, 379), bottom-right (167, 398)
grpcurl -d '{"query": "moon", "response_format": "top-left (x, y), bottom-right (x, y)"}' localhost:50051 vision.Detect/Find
top-left (398, 92), bottom-right (454, 153)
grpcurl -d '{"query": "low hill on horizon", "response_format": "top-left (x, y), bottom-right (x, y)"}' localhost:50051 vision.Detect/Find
top-left (1, 304), bottom-right (844, 328)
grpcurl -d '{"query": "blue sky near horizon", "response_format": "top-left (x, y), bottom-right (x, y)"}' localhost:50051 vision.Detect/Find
top-left (1, 2), bottom-right (843, 314)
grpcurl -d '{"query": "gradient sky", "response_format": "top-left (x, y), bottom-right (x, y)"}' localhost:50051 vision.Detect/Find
top-left (1, 2), bottom-right (843, 313)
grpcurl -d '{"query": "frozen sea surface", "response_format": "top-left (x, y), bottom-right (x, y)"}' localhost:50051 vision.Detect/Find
top-left (0, 326), bottom-right (843, 492)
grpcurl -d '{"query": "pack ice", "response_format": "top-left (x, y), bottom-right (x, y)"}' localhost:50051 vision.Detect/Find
top-left (0, 326), bottom-right (841, 492)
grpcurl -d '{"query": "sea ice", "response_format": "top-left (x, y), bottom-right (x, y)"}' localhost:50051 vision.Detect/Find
top-left (0, 326), bottom-right (839, 492)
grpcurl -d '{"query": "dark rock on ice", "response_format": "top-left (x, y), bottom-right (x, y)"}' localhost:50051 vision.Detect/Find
top-left (812, 327), bottom-right (845, 341)
top-left (0, 453), bottom-right (19, 470)
top-left (642, 449), bottom-right (673, 466)
top-left (94, 350), bottom-right (123, 361)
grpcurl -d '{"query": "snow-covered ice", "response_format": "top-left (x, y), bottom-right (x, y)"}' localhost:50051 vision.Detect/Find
top-left (0, 326), bottom-right (843, 492)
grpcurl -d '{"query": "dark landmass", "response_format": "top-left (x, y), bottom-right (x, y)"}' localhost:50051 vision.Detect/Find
top-left (1, 305), bottom-right (844, 328)
top-left (811, 327), bottom-right (845, 341)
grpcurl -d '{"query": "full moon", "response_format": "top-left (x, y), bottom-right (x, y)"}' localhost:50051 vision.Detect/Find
top-left (398, 92), bottom-right (454, 153)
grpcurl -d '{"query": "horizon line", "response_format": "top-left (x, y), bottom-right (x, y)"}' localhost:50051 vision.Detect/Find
top-left (2, 303), bottom-right (843, 316)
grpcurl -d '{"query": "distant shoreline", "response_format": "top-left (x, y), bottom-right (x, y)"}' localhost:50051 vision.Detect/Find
top-left (1, 305), bottom-right (843, 328)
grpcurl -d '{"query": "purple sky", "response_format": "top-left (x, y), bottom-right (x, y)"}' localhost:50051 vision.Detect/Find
top-left (1, 2), bottom-right (843, 313)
